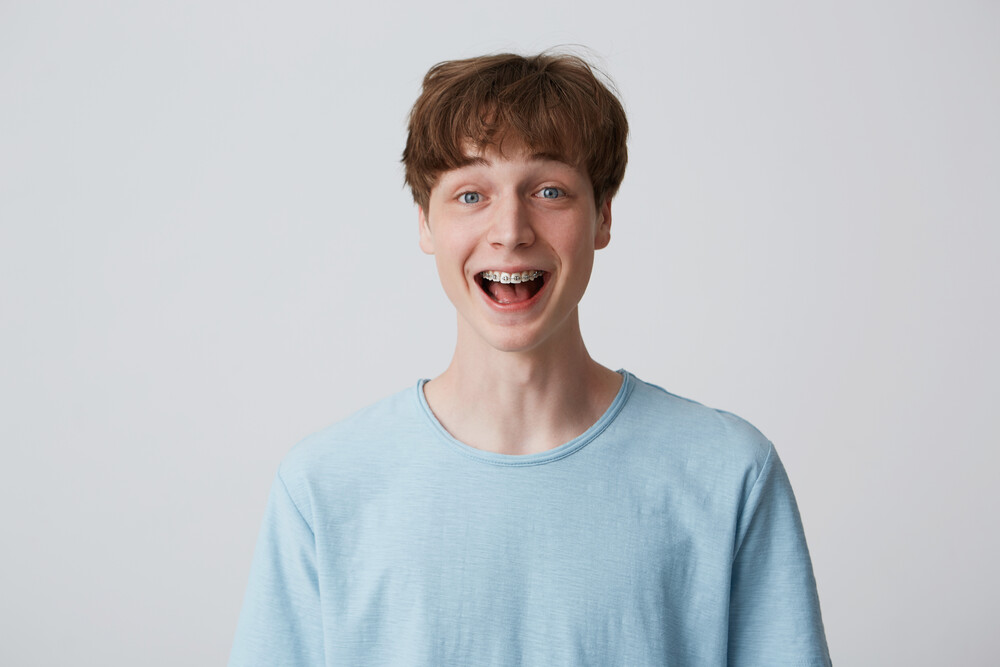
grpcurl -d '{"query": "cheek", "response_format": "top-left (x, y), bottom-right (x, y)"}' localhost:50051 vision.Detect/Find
top-left (556, 231), bottom-right (598, 285)
top-left (431, 235), bottom-right (477, 289)
top-left (554, 228), bottom-right (597, 263)
top-left (434, 235), bottom-right (472, 266)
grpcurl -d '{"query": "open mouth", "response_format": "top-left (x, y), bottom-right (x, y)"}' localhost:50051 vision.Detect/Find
top-left (477, 270), bottom-right (547, 305)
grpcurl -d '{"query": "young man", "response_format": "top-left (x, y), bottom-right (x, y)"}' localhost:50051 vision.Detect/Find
top-left (230, 52), bottom-right (831, 666)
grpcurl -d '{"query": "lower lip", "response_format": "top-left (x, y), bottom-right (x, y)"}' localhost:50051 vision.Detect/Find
top-left (477, 274), bottom-right (549, 313)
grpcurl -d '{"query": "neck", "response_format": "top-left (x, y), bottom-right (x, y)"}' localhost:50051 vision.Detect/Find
top-left (423, 310), bottom-right (623, 455)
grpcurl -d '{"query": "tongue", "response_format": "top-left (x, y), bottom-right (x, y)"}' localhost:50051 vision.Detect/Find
top-left (488, 281), bottom-right (533, 304)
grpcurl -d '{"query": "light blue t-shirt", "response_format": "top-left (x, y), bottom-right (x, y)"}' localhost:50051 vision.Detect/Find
top-left (230, 371), bottom-right (831, 666)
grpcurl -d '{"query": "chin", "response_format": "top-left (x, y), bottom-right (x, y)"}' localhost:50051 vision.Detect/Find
top-left (481, 332), bottom-right (541, 354)
top-left (477, 318), bottom-right (572, 355)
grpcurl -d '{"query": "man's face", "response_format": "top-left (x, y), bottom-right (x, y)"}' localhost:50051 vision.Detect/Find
top-left (419, 143), bottom-right (611, 355)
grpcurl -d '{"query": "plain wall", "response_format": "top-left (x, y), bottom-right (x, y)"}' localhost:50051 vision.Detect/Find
top-left (1, 1), bottom-right (997, 664)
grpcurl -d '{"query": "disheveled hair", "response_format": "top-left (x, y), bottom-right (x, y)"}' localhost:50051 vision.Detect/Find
top-left (402, 51), bottom-right (628, 210)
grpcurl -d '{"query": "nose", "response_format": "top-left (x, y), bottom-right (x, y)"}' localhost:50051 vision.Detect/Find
top-left (486, 196), bottom-right (535, 249)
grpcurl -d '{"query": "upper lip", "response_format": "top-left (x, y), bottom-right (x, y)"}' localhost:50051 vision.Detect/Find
top-left (475, 266), bottom-right (547, 274)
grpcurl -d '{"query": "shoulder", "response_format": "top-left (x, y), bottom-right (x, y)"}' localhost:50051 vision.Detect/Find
top-left (610, 372), bottom-right (778, 513)
top-left (622, 372), bottom-right (773, 471)
top-left (277, 384), bottom-right (423, 494)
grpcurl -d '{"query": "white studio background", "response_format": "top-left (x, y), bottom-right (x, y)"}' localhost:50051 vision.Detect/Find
top-left (1, 1), bottom-right (997, 665)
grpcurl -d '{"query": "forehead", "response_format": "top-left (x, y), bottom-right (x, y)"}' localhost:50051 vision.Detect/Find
top-left (471, 132), bottom-right (582, 164)
top-left (436, 141), bottom-right (584, 182)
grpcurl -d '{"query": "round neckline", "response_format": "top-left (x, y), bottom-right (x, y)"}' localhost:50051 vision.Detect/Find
top-left (414, 370), bottom-right (634, 467)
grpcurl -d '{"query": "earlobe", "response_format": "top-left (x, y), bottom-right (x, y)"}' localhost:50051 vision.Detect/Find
top-left (418, 207), bottom-right (435, 255)
top-left (594, 198), bottom-right (612, 250)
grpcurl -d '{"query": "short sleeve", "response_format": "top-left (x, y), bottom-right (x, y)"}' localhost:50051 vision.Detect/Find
top-left (229, 471), bottom-right (325, 667)
top-left (728, 444), bottom-right (832, 666)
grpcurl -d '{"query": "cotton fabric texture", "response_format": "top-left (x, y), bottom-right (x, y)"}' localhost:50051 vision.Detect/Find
top-left (229, 371), bottom-right (831, 666)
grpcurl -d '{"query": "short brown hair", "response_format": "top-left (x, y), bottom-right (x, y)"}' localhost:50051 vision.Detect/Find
top-left (402, 51), bottom-right (628, 210)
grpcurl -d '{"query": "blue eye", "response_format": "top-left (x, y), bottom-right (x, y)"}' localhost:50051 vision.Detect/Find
top-left (539, 187), bottom-right (563, 199)
top-left (459, 192), bottom-right (481, 204)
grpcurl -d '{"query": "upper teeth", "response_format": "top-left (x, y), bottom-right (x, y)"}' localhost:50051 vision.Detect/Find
top-left (481, 270), bottom-right (542, 284)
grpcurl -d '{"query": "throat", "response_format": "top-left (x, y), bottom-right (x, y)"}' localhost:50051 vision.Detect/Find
top-left (424, 365), bottom-right (622, 457)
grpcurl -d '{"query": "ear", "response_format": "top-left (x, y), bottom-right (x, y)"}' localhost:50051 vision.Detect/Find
top-left (418, 206), bottom-right (435, 255)
top-left (594, 198), bottom-right (612, 250)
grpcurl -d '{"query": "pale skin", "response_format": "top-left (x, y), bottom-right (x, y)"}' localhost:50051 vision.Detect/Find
top-left (418, 144), bottom-right (623, 456)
